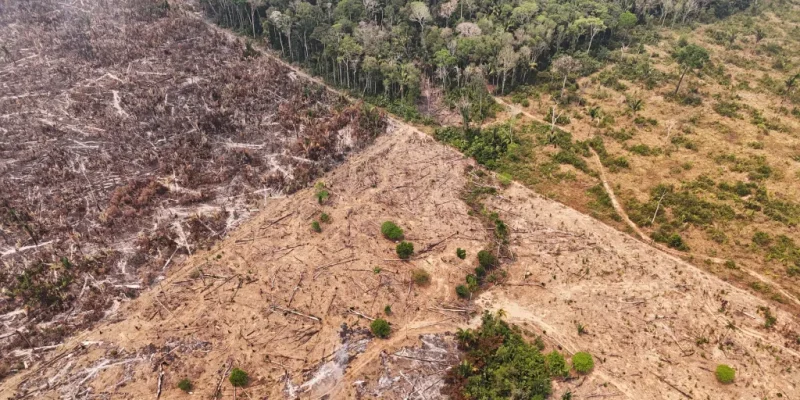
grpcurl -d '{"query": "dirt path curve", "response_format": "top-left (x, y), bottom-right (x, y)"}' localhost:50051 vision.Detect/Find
top-left (492, 96), bottom-right (648, 241)
top-left (492, 96), bottom-right (800, 307)
top-left (588, 149), bottom-right (650, 241)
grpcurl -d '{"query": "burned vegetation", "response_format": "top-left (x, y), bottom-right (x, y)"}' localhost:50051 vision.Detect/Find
top-left (0, 0), bottom-right (385, 376)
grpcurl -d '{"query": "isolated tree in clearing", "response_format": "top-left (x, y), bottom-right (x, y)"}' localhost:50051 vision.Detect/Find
top-left (673, 43), bottom-right (709, 95)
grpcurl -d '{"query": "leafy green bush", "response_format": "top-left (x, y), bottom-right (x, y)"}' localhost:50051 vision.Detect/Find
top-left (456, 248), bottom-right (467, 259)
top-left (545, 351), bottom-right (569, 377)
top-left (178, 378), bottom-right (193, 392)
top-left (396, 241), bottom-right (414, 259)
top-left (715, 364), bottom-right (735, 384)
top-left (229, 368), bottom-right (249, 387)
top-left (314, 182), bottom-right (329, 204)
top-left (477, 250), bottom-right (498, 269)
top-left (713, 100), bottom-right (742, 118)
top-left (444, 312), bottom-right (551, 399)
top-left (455, 284), bottom-right (470, 298)
top-left (411, 268), bottom-right (430, 286)
top-left (384, 305), bottom-right (392, 315)
top-left (474, 266), bottom-right (486, 278)
top-left (572, 352), bottom-right (594, 374)
top-left (371, 318), bottom-right (391, 338)
top-left (311, 220), bottom-right (321, 233)
top-left (319, 213), bottom-right (331, 223)
top-left (381, 221), bottom-right (404, 240)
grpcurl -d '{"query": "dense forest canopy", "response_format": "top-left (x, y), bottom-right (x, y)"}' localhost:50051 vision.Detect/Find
top-left (201, 0), bottom-right (755, 120)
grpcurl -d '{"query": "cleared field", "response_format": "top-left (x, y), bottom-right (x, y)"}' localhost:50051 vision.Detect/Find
top-left (0, 0), bottom-right (384, 375)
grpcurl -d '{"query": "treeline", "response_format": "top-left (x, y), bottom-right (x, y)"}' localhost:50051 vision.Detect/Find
top-left (200, 0), bottom-right (755, 118)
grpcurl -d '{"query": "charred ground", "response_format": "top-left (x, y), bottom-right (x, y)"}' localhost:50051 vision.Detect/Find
top-left (0, 0), bottom-right (385, 376)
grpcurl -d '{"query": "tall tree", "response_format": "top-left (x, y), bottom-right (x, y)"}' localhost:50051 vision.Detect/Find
top-left (672, 43), bottom-right (709, 95)
top-left (497, 45), bottom-right (519, 94)
top-left (408, 2), bottom-right (432, 49)
top-left (552, 55), bottom-right (581, 98)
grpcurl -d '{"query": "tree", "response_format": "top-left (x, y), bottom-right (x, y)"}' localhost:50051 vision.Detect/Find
top-left (672, 43), bottom-right (709, 95)
top-left (497, 45), bottom-right (519, 94)
top-left (573, 17), bottom-right (606, 51)
top-left (511, 1), bottom-right (539, 26)
top-left (457, 96), bottom-right (471, 131)
top-left (784, 72), bottom-right (799, 104)
top-left (268, 11), bottom-right (292, 59)
top-left (552, 55), bottom-right (581, 98)
top-left (456, 22), bottom-right (481, 38)
top-left (618, 11), bottom-right (637, 44)
top-left (408, 2), bottom-right (432, 48)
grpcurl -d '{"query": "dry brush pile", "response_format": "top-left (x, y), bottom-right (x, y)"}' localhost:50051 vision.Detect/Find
top-left (0, 0), bottom-right (385, 377)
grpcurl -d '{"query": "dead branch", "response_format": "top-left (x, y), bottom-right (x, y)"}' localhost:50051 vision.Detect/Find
top-left (347, 309), bottom-right (375, 321)
top-left (271, 305), bottom-right (321, 322)
top-left (417, 231), bottom-right (458, 255)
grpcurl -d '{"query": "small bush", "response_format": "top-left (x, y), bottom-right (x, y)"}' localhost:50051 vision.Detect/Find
top-left (177, 378), bottom-right (193, 392)
top-left (396, 241), bottom-right (414, 259)
top-left (311, 220), bottom-right (321, 233)
top-left (371, 318), bottom-right (391, 338)
top-left (724, 260), bottom-right (737, 269)
top-left (381, 221), bottom-right (404, 240)
top-left (384, 305), bottom-right (392, 315)
top-left (715, 364), bottom-right (735, 384)
top-left (474, 266), bottom-right (486, 278)
top-left (545, 351), bottom-right (568, 377)
top-left (455, 284), bottom-right (470, 298)
top-left (229, 368), bottom-right (249, 387)
top-left (319, 213), bottom-right (331, 223)
top-left (477, 250), bottom-right (498, 269)
top-left (572, 352), bottom-right (594, 374)
top-left (314, 182), bottom-right (329, 204)
top-left (411, 268), bottom-right (431, 286)
top-left (752, 231), bottom-right (771, 246)
top-left (456, 248), bottom-right (467, 259)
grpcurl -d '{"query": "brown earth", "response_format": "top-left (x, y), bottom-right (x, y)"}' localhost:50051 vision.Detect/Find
top-left (2, 1), bottom-right (800, 399)
top-left (1, 116), bottom-right (798, 399)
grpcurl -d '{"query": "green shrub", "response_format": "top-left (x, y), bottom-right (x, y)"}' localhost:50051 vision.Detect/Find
top-left (456, 248), bottom-right (467, 259)
top-left (455, 284), bottom-right (470, 298)
top-left (384, 305), bottom-right (392, 315)
top-left (477, 250), bottom-right (498, 269)
top-left (177, 378), bottom-right (193, 392)
top-left (474, 266), bottom-right (486, 278)
top-left (229, 368), bottom-right (249, 387)
top-left (411, 268), bottom-right (430, 286)
top-left (447, 312), bottom-right (552, 398)
top-left (572, 352), bottom-right (594, 374)
top-left (545, 351), bottom-right (568, 377)
top-left (314, 182), bottom-right (329, 204)
top-left (752, 231), bottom-right (771, 246)
top-left (396, 241), bottom-right (414, 259)
top-left (320, 213), bottom-right (331, 223)
top-left (715, 364), bottom-right (735, 384)
top-left (381, 221), bottom-right (404, 240)
top-left (724, 260), bottom-right (737, 269)
top-left (713, 100), bottom-right (742, 118)
top-left (371, 318), bottom-right (391, 338)
top-left (311, 220), bottom-right (321, 233)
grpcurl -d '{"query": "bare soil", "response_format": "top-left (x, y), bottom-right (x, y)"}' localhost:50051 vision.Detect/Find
top-left (1, 115), bottom-right (797, 399)
top-left (0, 0), bottom-right (384, 374)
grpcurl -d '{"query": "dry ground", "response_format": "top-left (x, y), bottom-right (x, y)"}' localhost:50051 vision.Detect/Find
top-left (0, 0), bottom-right (384, 371)
top-left (1, 118), bottom-right (798, 399)
top-left (500, 4), bottom-right (800, 310)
